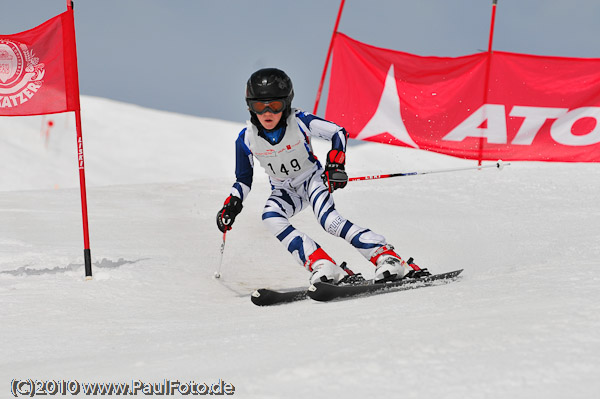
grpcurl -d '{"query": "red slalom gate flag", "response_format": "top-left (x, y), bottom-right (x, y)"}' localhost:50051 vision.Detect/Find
top-left (1, 6), bottom-right (93, 279)
top-left (0, 10), bottom-right (80, 116)
top-left (325, 33), bottom-right (600, 162)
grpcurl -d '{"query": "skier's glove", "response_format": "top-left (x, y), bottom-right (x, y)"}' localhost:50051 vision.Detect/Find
top-left (322, 149), bottom-right (348, 193)
top-left (216, 195), bottom-right (243, 233)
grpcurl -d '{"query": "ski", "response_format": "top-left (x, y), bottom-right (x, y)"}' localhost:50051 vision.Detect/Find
top-left (251, 269), bottom-right (463, 305)
top-left (307, 269), bottom-right (464, 302)
top-left (251, 287), bottom-right (308, 306)
top-left (250, 261), bottom-right (356, 306)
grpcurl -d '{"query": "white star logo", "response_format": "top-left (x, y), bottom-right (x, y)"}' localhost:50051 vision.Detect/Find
top-left (355, 64), bottom-right (419, 149)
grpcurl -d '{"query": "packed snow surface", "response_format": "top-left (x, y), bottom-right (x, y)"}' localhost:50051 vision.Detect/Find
top-left (1, 96), bottom-right (599, 398)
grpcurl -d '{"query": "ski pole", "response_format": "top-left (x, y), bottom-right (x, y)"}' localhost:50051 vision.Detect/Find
top-left (349, 160), bottom-right (509, 182)
top-left (214, 230), bottom-right (227, 279)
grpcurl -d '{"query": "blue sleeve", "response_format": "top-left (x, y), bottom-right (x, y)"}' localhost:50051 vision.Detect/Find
top-left (231, 129), bottom-right (253, 201)
top-left (296, 110), bottom-right (348, 153)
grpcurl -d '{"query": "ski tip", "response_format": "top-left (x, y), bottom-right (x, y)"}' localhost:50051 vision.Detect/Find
top-left (250, 287), bottom-right (309, 306)
top-left (250, 289), bottom-right (268, 306)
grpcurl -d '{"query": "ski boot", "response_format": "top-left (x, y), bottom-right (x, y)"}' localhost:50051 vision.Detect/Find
top-left (307, 248), bottom-right (345, 285)
top-left (370, 245), bottom-right (412, 283)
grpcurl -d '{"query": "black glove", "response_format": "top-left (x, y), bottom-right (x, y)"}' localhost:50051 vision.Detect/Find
top-left (216, 195), bottom-right (243, 233)
top-left (322, 149), bottom-right (348, 193)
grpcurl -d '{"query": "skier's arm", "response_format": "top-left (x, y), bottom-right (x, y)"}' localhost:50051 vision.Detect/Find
top-left (231, 130), bottom-right (253, 201)
top-left (296, 110), bottom-right (348, 152)
top-left (297, 111), bottom-right (349, 192)
top-left (216, 129), bottom-right (254, 232)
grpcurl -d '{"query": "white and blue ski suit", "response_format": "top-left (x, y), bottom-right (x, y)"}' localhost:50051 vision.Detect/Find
top-left (230, 109), bottom-right (390, 270)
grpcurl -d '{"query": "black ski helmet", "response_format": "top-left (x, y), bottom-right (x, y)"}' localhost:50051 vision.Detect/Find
top-left (246, 68), bottom-right (294, 103)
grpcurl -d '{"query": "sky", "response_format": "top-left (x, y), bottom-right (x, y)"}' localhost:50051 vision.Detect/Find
top-left (2, 96), bottom-right (599, 398)
top-left (2, 0), bottom-right (600, 122)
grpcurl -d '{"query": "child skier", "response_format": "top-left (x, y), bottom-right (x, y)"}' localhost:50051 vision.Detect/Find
top-left (216, 68), bottom-right (428, 284)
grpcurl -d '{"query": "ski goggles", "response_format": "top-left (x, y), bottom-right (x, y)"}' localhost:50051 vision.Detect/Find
top-left (247, 99), bottom-right (287, 114)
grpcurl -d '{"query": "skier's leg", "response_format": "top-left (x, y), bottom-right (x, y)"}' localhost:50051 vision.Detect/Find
top-left (306, 173), bottom-right (385, 256)
top-left (262, 188), bottom-right (344, 283)
top-left (262, 188), bottom-right (313, 265)
top-left (305, 173), bottom-right (418, 281)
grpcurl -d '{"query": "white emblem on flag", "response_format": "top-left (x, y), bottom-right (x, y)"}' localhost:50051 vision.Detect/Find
top-left (0, 39), bottom-right (45, 108)
top-left (355, 64), bottom-right (419, 149)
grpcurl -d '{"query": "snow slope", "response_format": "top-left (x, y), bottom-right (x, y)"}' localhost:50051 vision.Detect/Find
top-left (1, 96), bottom-right (599, 398)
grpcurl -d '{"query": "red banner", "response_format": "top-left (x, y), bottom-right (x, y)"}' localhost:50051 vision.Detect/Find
top-left (325, 33), bottom-right (600, 162)
top-left (0, 10), bottom-right (80, 116)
